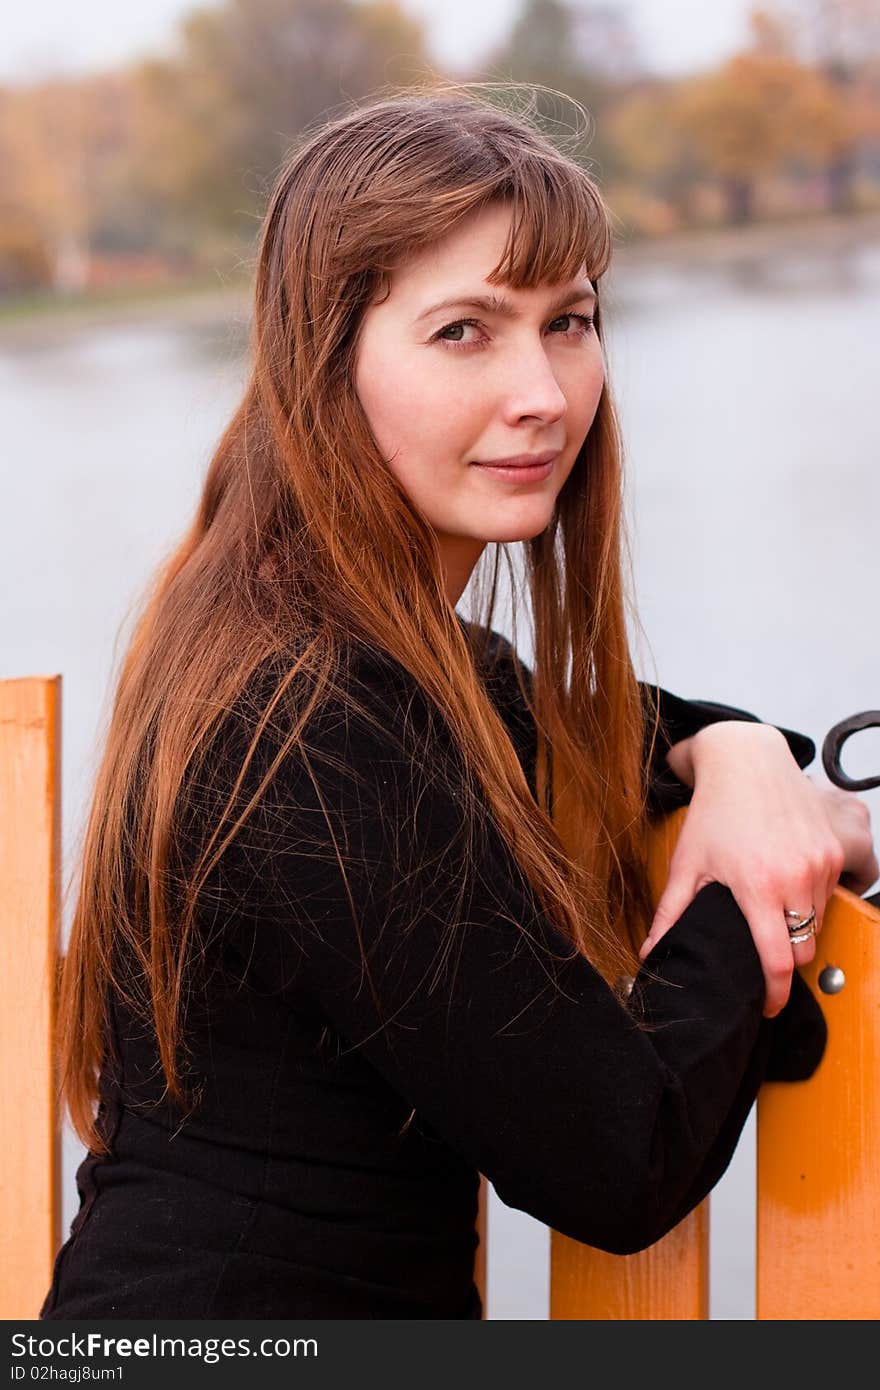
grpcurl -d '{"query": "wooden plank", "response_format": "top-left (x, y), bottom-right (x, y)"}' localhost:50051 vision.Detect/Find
top-left (757, 886), bottom-right (880, 1319)
top-left (549, 808), bottom-right (710, 1318)
top-left (551, 1205), bottom-right (708, 1320)
top-left (0, 676), bottom-right (62, 1319)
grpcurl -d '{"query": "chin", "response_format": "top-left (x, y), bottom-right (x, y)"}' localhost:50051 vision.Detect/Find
top-left (479, 514), bottom-right (556, 545)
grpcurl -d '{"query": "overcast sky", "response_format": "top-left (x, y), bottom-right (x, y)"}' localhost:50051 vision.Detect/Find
top-left (2, 0), bottom-right (759, 85)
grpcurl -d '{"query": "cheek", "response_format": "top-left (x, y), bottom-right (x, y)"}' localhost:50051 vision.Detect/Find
top-left (354, 350), bottom-right (387, 435)
top-left (354, 361), bottom-right (447, 505)
top-left (569, 353), bottom-right (605, 441)
top-left (360, 392), bottom-right (401, 460)
top-left (357, 348), bottom-right (453, 451)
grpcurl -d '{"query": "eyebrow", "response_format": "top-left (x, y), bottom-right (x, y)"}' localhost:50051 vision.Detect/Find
top-left (413, 283), bottom-right (597, 325)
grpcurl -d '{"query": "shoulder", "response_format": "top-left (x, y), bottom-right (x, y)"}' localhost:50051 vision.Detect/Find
top-left (216, 640), bottom-right (453, 796)
top-left (197, 626), bottom-right (531, 809)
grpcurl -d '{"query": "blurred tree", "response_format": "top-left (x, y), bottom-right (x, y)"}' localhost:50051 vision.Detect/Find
top-left (795, 0), bottom-right (880, 68)
top-left (748, 7), bottom-right (798, 58)
top-left (0, 0), bottom-right (437, 293)
top-left (610, 5), bottom-right (878, 229)
top-left (130, 0), bottom-right (431, 251)
top-left (607, 81), bottom-right (698, 223)
top-left (788, 0), bottom-right (880, 209)
top-left (0, 83), bottom-right (84, 290)
top-left (569, 3), bottom-right (644, 84)
top-left (502, 0), bottom-right (575, 74)
top-left (477, 0), bottom-right (643, 182)
top-left (0, 77), bottom-right (135, 292)
top-left (671, 54), bottom-right (847, 222)
top-left (0, 88), bottom-right (52, 290)
top-left (610, 45), bottom-right (850, 226)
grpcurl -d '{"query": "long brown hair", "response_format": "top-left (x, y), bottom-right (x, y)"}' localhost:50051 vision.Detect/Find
top-left (56, 81), bottom-right (662, 1155)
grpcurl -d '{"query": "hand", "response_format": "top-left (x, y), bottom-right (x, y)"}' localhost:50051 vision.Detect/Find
top-left (813, 782), bottom-right (878, 896)
top-left (639, 722), bottom-right (847, 1018)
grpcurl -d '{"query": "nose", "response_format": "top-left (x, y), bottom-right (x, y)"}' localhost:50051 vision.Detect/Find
top-left (498, 341), bottom-right (569, 424)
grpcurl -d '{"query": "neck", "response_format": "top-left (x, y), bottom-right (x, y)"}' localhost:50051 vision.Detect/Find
top-left (439, 536), bottom-right (485, 606)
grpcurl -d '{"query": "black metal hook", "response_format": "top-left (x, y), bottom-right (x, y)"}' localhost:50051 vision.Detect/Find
top-left (821, 710), bottom-right (880, 791)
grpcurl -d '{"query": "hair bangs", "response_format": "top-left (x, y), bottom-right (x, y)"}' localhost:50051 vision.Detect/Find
top-left (485, 161), bottom-right (613, 292)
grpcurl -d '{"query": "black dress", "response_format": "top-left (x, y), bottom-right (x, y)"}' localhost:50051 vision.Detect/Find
top-left (40, 628), bottom-right (825, 1319)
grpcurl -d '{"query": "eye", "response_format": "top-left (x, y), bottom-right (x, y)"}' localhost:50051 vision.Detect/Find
top-left (433, 318), bottom-right (486, 350)
top-left (544, 312), bottom-right (595, 336)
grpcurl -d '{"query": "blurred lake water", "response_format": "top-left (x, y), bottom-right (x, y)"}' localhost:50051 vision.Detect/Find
top-left (2, 218), bottom-right (879, 1320)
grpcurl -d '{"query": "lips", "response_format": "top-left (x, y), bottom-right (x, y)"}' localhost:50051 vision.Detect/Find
top-left (470, 449), bottom-right (560, 483)
top-left (471, 449), bottom-right (560, 469)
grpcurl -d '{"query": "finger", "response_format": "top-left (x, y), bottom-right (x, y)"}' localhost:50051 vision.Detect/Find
top-left (782, 878), bottom-right (820, 972)
top-left (818, 836), bottom-right (846, 931)
top-left (817, 862), bottom-right (838, 932)
top-left (789, 924), bottom-right (817, 972)
top-left (762, 940), bottom-right (796, 1018)
top-left (818, 821), bottom-right (846, 924)
top-left (814, 848), bottom-right (843, 932)
top-left (736, 891), bottom-right (796, 1017)
top-left (790, 946), bottom-right (817, 975)
top-left (802, 880), bottom-right (825, 940)
top-left (639, 871), bottom-right (700, 960)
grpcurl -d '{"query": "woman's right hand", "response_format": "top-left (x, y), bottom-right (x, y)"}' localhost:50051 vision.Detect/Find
top-left (813, 780), bottom-right (879, 897)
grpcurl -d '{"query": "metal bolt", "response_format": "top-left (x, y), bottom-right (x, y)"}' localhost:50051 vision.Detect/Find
top-left (818, 965), bottom-right (845, 995)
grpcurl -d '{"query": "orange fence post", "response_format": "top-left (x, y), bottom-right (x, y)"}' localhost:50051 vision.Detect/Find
top-left (757, 887), bottom-right (880, 1319)
top-left (0, 675), bottom-right (62, 1319)
top-left (551, 1205), bottom-right (708, 1320)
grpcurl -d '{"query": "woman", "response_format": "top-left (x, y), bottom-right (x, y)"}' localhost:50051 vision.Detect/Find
top-left (41, 86), bottom-right (877, 1320)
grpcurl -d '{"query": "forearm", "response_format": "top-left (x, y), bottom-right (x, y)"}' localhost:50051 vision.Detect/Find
top-left (665, 720), bottom-right (792, 788)
top-left (639, 685), bottom-right (816, 819)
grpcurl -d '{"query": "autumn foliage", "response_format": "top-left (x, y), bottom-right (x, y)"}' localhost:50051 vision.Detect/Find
top-left (1, 0), bottom-right (879, 295)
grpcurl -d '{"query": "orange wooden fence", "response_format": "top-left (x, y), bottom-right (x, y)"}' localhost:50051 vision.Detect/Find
top-left (0, 676), bottom-right (62, 1321)
top-left (542, 811), bottom-right (880, 1320)
top-left (3, 676), bottom-right (878, 1320)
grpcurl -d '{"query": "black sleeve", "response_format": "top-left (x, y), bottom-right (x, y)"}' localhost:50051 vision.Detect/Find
top-left (214, 647), bottom-right (826, 1257)
top-left (469, 627), bottom-right (826, 1085)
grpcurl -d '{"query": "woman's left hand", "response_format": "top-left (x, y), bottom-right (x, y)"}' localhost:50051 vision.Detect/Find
top-left (639, 721), bottom-right (847, 1017)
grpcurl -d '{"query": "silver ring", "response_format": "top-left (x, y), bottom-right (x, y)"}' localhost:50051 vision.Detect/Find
top-left (784, 905), bottom-right (817, 946)
top-left (787, 922), bottom-right (817, 945)
top-left (784, 905), bottom-right (817, 930)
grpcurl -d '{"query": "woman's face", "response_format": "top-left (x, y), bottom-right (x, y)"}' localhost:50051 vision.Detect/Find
top-left (354, 201), bottom-right (606, 603)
